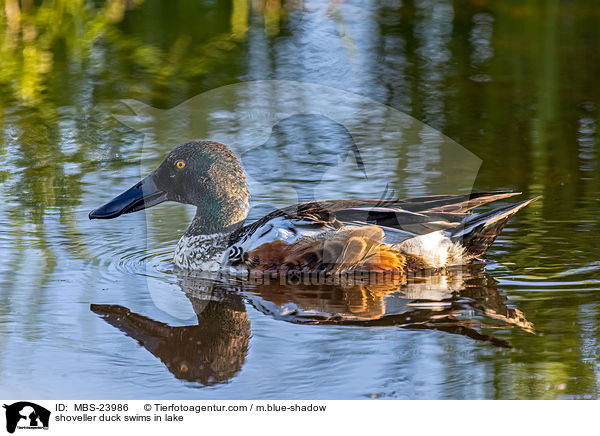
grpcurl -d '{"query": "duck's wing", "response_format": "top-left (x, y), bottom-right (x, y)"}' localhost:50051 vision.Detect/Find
top-left (318, 191), bottom-right (538, 257)
top-left (227, 191), bottom-right (527, 268)
top-left (227, 208), bottom-right (340, 266)
top-left (281, 191), bottom-right (523, 242)
top-left (380, 190), bottom-right (521, 213)
top-left (230, 191), bottom-right (523, 246)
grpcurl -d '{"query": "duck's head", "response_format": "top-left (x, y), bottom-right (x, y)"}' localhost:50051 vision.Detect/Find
top-left (89, 140), bottom-right (249, 234)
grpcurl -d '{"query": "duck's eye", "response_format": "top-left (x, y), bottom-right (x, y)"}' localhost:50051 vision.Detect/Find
top-left (175, 160), bottom-right (186, 169)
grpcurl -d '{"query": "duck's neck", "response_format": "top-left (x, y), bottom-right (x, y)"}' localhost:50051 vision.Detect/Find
top-left (174, 201), bottom-right (248, 271)
top-left (185, 200), bottom-right (249, 236)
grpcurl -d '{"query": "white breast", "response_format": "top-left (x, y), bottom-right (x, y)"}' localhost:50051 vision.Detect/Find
top-left (174, 233), bottom-right (229, 271)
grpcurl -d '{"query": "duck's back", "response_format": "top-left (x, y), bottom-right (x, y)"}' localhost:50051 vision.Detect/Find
top-left (224, 191), bottom-right (537, 275)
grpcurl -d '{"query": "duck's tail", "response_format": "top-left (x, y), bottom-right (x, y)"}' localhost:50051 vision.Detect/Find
top-left (450, 195), bottom-right (540, 258)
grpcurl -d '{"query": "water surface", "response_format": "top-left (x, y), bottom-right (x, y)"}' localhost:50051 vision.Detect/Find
top-left (1, 0), bottom-right (599, 399)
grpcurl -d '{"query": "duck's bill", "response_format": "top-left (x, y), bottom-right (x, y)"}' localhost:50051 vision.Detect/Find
top-left (89, 174), bottom-right (167, 219)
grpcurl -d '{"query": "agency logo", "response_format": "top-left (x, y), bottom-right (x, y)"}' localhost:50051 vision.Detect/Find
top-left (3, 402), bottom-right (50, 434)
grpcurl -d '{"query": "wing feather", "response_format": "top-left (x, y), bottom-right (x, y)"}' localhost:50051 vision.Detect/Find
top-left (228, 191), bottom-right (527, 271)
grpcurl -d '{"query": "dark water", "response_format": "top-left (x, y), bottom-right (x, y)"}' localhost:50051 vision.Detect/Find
top-left (1, 0), bottom-right (600, 399)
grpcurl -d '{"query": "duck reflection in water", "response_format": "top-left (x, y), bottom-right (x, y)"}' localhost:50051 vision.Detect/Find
top-left (91, 286), bottom-right (250, 385)
top-left (91, 264), bottom-right (533, 385)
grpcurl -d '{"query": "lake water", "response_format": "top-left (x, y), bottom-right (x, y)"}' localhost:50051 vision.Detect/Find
top-left (1, 0), bottom-right (599, 399)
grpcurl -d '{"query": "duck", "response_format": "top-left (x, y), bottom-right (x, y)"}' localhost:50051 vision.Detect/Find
top-left (89, 140), bottom-right (538, 277)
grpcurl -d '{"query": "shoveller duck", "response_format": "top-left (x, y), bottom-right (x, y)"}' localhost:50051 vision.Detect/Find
top-left (89, 140), bottom-right (538, 277)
